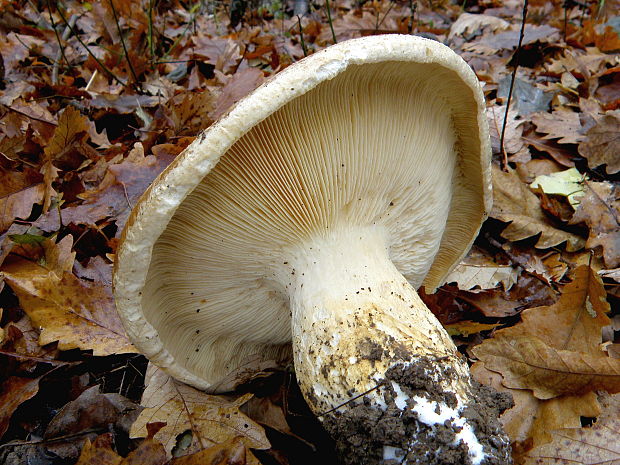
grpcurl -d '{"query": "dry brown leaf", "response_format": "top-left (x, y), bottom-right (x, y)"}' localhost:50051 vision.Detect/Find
top-left (571, 181), bottom-right (620, 268)
top-left (210, 68), bottom-right (265, 121)
top-left (43, 106), bottom-right (90, 160)
top-left (75, 433), bottom-right (166, 465)
top-left (448, 13), bottom-right (509, 39)
top-left (578, 112), bottom-right (620, 174)
top-left (131, 365), bottom-right (270, 457)
top-left (491, 166), bottom-right (585, 251)
top-left (487, 106), bottom-right (527, 156)
top-left (0, 183), bottom-right (44, 232)
top-left (445, 321), bottom-right (502, 336)
top-left (0, 376), bottom-right (40, 438)
top-left (473, 334), bottom-right (620, 399)
top-left (471, 364), bottom-right (601, 451)
top-left (521, 394), bottom-right (620, 465)
top-left (500, 265), bottom-right (610, 354)
top-left (445, 247), bottom-right (519, 291)
top-left (531, 109), bottom-right (585, 144)
top-left (1, 252), bottom-right (135, 356)
top-left (170, 436), bottom-right (261, 465)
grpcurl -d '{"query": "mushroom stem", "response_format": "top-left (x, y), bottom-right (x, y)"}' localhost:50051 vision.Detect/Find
top-left (284, 226), bottom-right (512, 464)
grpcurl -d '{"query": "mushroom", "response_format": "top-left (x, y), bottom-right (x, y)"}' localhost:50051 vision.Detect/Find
top-left (114, 35), bottom-right (511, 464)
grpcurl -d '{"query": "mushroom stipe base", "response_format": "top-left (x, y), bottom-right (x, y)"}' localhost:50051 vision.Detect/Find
top-left (322, 359), bottom-right (514, 465)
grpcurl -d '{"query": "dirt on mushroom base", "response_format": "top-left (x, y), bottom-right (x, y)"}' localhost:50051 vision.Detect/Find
top-left (322, 358), bottom-right (513, 465)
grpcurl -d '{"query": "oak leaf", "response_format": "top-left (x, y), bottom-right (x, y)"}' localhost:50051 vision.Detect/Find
top-left (473, 334), bottom-right (620, 399)
top-left (570, 181), bottom-right (620, 268)
top-left (491, 166), bottom-right (585, 251)
top-left (130, 365), bottom-right (270, 457)
top-left (471, 364), bottom-right (601, 451)
top-left (500, 265), bottom-right (611, 354)
top-left (521, 394), bottom-right (620, 465)
top-left (531, 109), bottom-right (585, 145)
top-left (1, 238), bottom-right (135, 356)
top-left (578, 112), bottom-right (620, 174)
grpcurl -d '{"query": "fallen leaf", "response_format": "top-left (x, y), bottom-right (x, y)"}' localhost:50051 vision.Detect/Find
top-left (491, 166), bottom-right (585, 251)
top-left (471, 364), bottom-right (602, 452)
top-left (445, 249), bottom-right (519, 291)
top-left (500, 265), bottom-right (611, 353)
top-left (487, 106), bottom-right (527, 156)
top-left (1, 254), bottom-right (135, 356)
top-left (131, 365), bottom-right (270, 457)
top-left (0, 376), bottom-right (40, 438)
top-left (531, 109), bottom-right (586, 144)
top-left (473, 334), bottom-right (620, 399)
top-left (497, 77), bottom-right (553, 117)
top-left (211, 68), bottom-right (265, 120)
top-left (570, 181), bottom-right (620, 268)
top-left (0, 183), bottom-right (44, 233)
top-left (464, 24), bottom-right (560, 54)
top-left (170, 436), bottom-right (261, 465)
top-left (75, 433), bottom-right (167, 465)
top-left (521, 394), bottom-right (620, 465)
top-left (43, 106), bottom-right (90, 160)
top-left (578, 112), bottom-right (620, 174)
top-left (445, 321), bottom-right (502, 336)
top-left (448, 13), bottom-right (509, 39)
top-left (530, 168), bottom-right (586, 207)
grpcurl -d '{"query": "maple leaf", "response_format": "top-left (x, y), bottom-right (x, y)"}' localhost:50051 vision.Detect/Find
top-left (0, 376), bottom-right (40, 438)
top-left (531, 109), bottom-right (586, 145)
top-left (571, 181), bottom-right (620, 268)
top-left (491, 166), bottom-right (585, 251)
top-left (1, 237), bottom-right (135, 356)
top-left (578, 112), bottom-right (620, 174)
top-left (130, 365), bottom-right (270, 457)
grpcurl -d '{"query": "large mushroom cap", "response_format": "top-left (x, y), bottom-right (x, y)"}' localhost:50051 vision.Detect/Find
top-left (113, 34), bottom-right (491, 392)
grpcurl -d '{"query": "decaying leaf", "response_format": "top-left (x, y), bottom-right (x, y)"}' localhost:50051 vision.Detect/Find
top-left (491, 166), bottom-right (585, 251)
top-left (131, 365), bottom-right (270, 457)
top-left (473, 266), bottom-right (620, 398)
top-left (0, 376), bottom-right (41, 438)
top-left (0, 183), bottom-right (44, 233)
top-left (75, 433), bottom-right (167, 465)
top-left (448, 13), bottom-right (509, 39)
top-left (531, 109), bottom-right (586, 145)
top-left (578, 112), bottom-right (620, 174)
top-left (445, 248), bottom-right (519, 291)
top-left (521, 394), bottom-right (620, 465)
top-left (571, 181), bottom-right (620, 268)
top-left (473, 334), bottom-right (620, 399)
top-left (471, 364), bottom-right (602, 451)
top-left (1, 238), bottom-right (135, 355)
top-left (169, 437), bottom-right (261, 465)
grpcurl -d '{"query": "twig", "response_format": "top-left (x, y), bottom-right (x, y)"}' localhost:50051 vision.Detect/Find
top-left (147, 0), bottom-right (156, 68)
top-left (4, 105), bottom-right (58, 126)
top-left (0, 350), bottom-right (77, 365)
top-left (297, 15), bottom-right (308, 57)
top-left (325, 0), bottom-right (337, 44)
top-left (108, 0), bottom-right (140, 87)
top-left (318, 382), bottom-right (385, 416)
top-left (48, 3), bottom-right (76, 85)
top-left (499, 0), bottom-right (528, 171)
top-left (56, 4), bottom-right (128, 88)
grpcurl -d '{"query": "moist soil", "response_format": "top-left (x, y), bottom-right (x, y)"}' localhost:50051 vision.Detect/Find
top-left (322, 357), bottom-right (513, 465)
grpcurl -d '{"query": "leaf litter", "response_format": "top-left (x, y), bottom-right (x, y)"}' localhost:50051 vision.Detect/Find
top-left (0, 0), bottom-right (619, 463)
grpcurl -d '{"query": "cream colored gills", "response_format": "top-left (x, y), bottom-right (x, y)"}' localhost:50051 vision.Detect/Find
top-left (144, 62), bottom-right (457, 388)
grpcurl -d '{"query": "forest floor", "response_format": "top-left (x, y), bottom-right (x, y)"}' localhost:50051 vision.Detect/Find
top-left (0, 0), bottom-right (619, 464)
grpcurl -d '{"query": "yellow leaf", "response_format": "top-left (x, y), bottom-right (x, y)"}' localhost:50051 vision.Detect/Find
top-left (1, 255), bottom-right (135, 356)
top-left (131, 365), bottom-right (270, 458)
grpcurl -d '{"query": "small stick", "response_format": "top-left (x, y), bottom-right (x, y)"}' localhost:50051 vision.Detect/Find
top-left (297, 15), bottom-right (308, 57)
top-left (318, 381), bottom-right (385, 416)
top-left (325, 0), bottom-right (337, 44)
top-left (499, 0), bottom-right (528, 171)
top-left (108, 0), bottom-right (140, 88)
